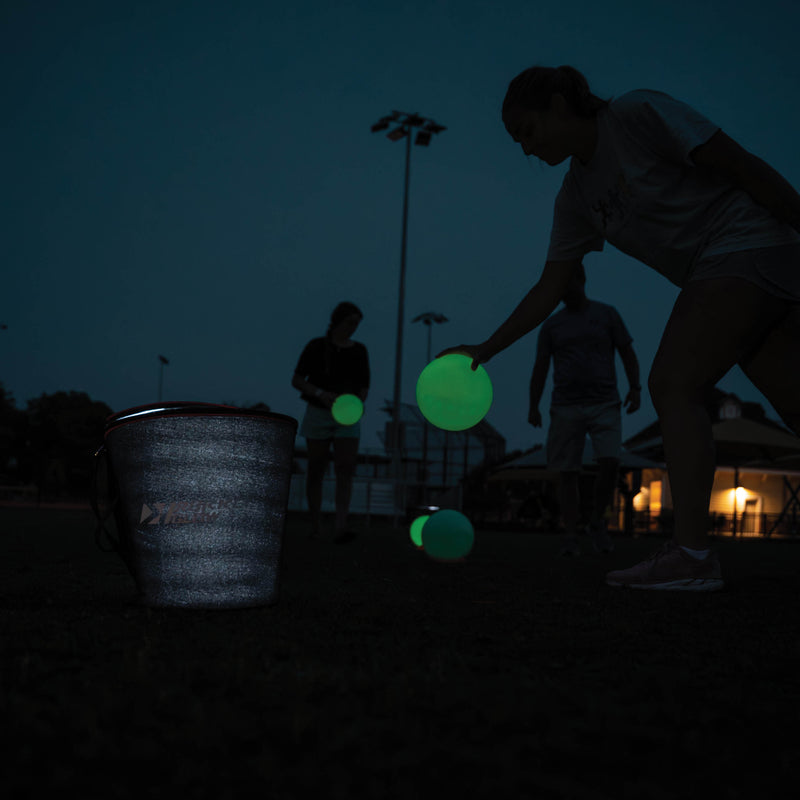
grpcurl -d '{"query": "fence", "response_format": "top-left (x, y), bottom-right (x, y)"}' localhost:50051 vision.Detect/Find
top-left (625, 510), bottom-right (800, 539)
top-left (286, 476), bottom-right (800, 539)
top-left (287, 474), bottom-right (463, 527)
top-left (462, 498), bottom-right (800, 539)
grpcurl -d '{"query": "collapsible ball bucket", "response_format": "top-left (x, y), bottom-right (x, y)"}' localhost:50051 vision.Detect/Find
top-left (95, 402), bottom-right (298, 609)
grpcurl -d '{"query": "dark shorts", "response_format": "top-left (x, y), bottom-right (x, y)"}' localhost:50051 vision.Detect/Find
top-left (300, 404), bottom-right (361, 440)
top-left (547, 400), bottom-right (622, 472)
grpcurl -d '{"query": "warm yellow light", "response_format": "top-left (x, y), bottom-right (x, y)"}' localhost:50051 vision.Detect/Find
top-left (632, 489), bottom-right (649, 512)
top-left (729, 486), bottom-right (757, 515)
top-left (650, 481), bottom-right (662, 515)
top-left (735, 486), bottom-right (748, 505)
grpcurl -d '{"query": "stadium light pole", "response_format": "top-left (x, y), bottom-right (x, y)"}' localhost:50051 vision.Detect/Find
top-left (412, 310), bottom-right (449, 364)
top-left (157, 354), bottom-right (169, 402)
top-left (371, 111), bottom-right (446, 483)
top-left (412, 311), bottom-right (448, 491)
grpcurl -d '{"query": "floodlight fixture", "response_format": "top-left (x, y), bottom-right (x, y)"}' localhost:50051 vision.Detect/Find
top-left (403, 113), bottom-right (426, 127)
top-left (412, 311), bottom-right (449, 325)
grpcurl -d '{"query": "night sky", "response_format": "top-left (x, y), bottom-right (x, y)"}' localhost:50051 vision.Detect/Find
top-left (4, 0), bottom-right (800, 455)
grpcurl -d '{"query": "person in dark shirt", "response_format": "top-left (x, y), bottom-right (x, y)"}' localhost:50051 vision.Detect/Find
top-left (292, 302), bottom-right (370, 542)
top-left (529, 263), bottom-right (640, 556)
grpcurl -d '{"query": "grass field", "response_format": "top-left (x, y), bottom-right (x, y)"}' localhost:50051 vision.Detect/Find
top-left (2, 507), bottom-right (799, 799)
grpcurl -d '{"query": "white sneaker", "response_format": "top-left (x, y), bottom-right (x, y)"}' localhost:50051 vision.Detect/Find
top-left (606, 539), bottom-right (723, 591)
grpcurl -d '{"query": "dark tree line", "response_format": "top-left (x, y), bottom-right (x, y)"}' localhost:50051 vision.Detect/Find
top-left (0, 383), bottom-right (112, 500)
top-left (0, 387), bottom-right (273, 501)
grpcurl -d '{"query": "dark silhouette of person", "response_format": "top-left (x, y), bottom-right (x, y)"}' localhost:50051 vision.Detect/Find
top-left (529, 261), bottom-right (640, 556)
top-left (292, 302), bottom-right (369, 543)
top-left (440, 65), bottom-right (800, 591)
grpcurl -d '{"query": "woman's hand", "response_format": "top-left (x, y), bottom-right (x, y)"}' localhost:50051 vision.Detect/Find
top-left (623, 387), bottom-right (641, 414)
top-left (319, 391), bottom-right (337, 409)
top-left (435, 343), bottom-right (491, 372)
top-left (528, 407), bottom-right (542, 427)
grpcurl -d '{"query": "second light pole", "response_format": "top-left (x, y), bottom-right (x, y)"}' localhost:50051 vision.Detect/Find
top-left (412, 311), bottom-right (448, 490)
top-left (370, 110), bottom-right (446, 480)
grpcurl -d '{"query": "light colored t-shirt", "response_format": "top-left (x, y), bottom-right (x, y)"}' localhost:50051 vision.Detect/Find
top-left (546, 90), bottom-right (800, 287)
top-left (537, 300), bottom-right (632, 407)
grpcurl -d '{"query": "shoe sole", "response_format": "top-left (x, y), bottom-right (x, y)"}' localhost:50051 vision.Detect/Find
top-left (606, 578), bottom-right (724, 592)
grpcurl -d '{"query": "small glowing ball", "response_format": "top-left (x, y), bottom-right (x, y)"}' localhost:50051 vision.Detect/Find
top-left (409, 515), bottom-right (429, 548)
top-left (416, 354), bottom-right (492, 431)
top-left (421, 509), bottom-right (474, 561)
top-left (331, 394), bottom-right (364, 426)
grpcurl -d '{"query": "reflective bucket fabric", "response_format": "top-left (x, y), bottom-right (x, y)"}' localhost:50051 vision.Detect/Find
top-left (104, 402), bottom-right (297, 609)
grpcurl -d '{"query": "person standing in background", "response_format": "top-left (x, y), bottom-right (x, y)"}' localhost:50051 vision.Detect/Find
top-left (529, 262), bottom-right (640, 556)
top-left (292, 302), bottom-right (369, 543)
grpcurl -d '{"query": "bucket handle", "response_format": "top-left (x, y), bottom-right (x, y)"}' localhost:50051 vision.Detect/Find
top-left (90, 444), bottom-right (132, 570)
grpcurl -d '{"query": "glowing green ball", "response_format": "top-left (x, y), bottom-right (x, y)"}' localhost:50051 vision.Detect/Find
top-left (416, 354), bottom-right (492, 431)
top-left (421, 509), bottom-right (474, 561)
top-left (409, 515), bottom-right (429, 548)
top-left (331, 394), bottom-right (364, 426)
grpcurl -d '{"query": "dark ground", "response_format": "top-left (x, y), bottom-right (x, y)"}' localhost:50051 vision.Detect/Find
top-left (1, 506), bottom-right (799, 799)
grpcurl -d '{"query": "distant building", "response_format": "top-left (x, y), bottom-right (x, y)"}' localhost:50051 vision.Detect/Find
top-left (625, 391), bottom-right (800, 538)
top-left (484, 390), bottom-right (800, 539)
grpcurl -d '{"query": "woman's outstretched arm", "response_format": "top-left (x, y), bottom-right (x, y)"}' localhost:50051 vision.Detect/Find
top-left (437, 258), bottom-right (582, 369)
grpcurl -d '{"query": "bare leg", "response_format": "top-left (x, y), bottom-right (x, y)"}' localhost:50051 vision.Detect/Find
top-left (648, 278), bottom-right (789, 549)
top-left (654, 394), bottom-right (716, 549)
top-left (739, 305), bottom-right (800, 435)
top-left (305, 438), bottom-right (331, 536)
top-left (333, 437), bottom-right (359, 533)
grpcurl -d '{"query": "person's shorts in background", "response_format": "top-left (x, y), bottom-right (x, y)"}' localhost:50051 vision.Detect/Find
top-left (300, 403), bottom-right (361, 440)
top-left (547, 400), bottom-right (621, 472)
top-left (690, 243), bottom-right (800, 302)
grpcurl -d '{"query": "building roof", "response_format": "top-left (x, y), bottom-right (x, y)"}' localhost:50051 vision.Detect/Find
top-left (624, 392), bottom-right (800, 468)
top-left (488, 441), bottom-right (662, 481)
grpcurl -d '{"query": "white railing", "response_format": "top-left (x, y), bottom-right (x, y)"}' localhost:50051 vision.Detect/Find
top-left (287, 474), bottom-right (463, 524)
